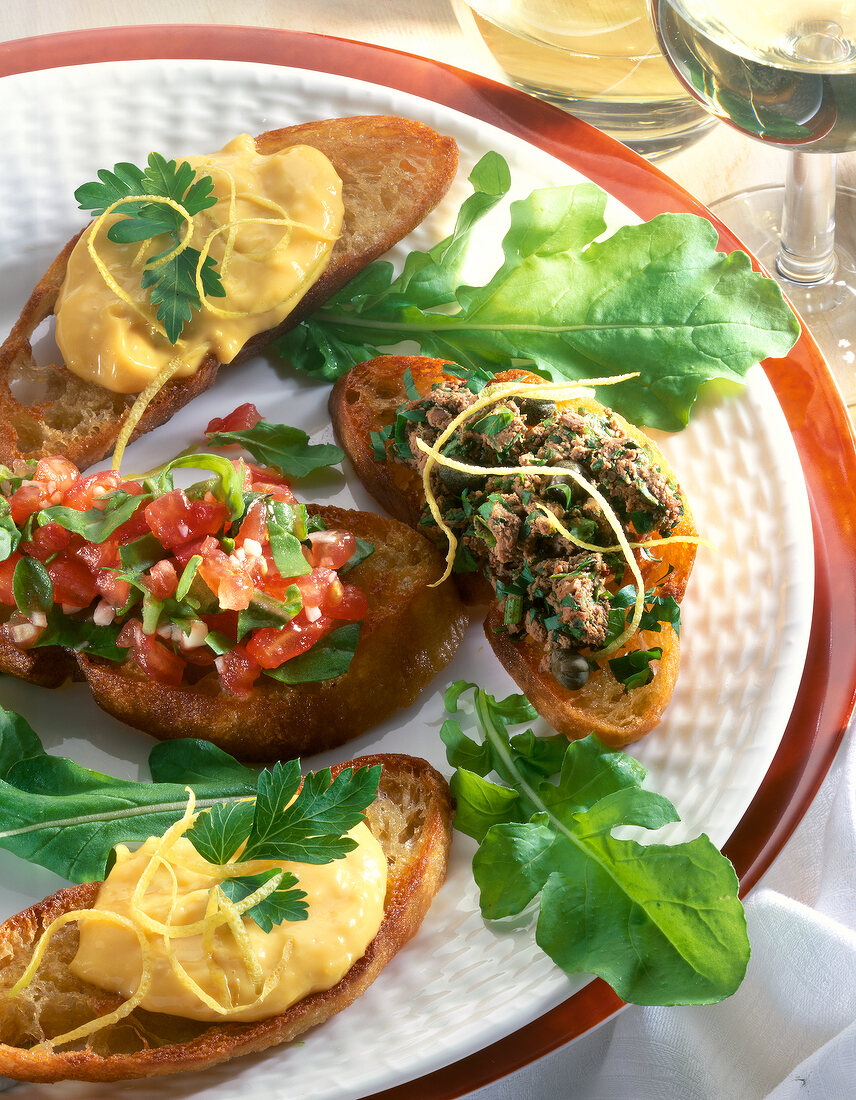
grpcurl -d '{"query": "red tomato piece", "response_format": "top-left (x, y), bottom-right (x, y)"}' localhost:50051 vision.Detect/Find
top-left (47, 558), bottom-right (98, 608)
top-left (117, 620), bottom-right (185, 686)
top-left (96, 570), bottom-right (131, 610)
top-left (236, 499), bottom-right (268, 548)
top-left (205, 403), bottom-right (262, 435)
top-left (19, 522), bottom-right (72, 562)
top-left (61, 470), bottom-right (124, 511)
top-left (197, 547), bottom-right (255, 611)
top-left (146, 559), bottom-right (178, 599)
top-left (245, 614), bottom-right (332, 669)
top-left (306, 530), bottom-right (356, 570)
top-left (326, 583), bottom-right (368, 621)
top-left (0, 552), bottom-right (22, 606)
top-left (215, 645), bottom-right (262, 695)
top-left (144, 489), bottom-right (228, 549)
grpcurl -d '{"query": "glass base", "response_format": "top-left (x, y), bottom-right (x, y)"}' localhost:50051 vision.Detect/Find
top-left (710, 185), bottom-right (856, 404)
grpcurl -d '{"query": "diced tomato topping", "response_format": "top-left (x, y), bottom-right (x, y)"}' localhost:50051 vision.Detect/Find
top-left (246, 462), bottom-right (296, 504)
top-left (144, 489), bottom-right (229, 549)
top-left (245, 613), bottom-right (333, 669)
top-left (116, 619), bottom-right (186, 686)
top-left (96, 570), bottom-right (131, 609)
top-left (327, 583), bottom-right (368, 621)
top-left (0, 552), bottom-right (22, 606)
top-left (306, 530), bottom-right (356, 570)
top-left (205, 404), bottom-right (262, 435)
top-left (61, 470), bottom-right (124, 512)
top-left (19, 522), bottom-right (72, 562)
top-left (146, 559), bottom-right (178, 599)
top-left (71, 536), bottom-right (120, 573)
top-left (197, 547), bottom-right (255, 611)
top-left (10, 483), bottom-right (51, 525)
top-left (236, 499), bottom-right (268, 548)
top-left (215, 644), bottom-right (262, 694)
top-left (113, 506), bottom-right (151, 545)
top-left (46, 558), bottom-right (98, 608)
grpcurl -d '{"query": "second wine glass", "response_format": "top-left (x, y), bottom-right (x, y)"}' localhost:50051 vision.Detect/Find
top-left (650, 0), bottom-right (856, 394)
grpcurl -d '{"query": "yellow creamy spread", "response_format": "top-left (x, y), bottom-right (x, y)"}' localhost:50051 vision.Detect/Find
top-left (54, 134), bottom-right (344, 394)
top-left (69, 825), bottom-right (386, 1023)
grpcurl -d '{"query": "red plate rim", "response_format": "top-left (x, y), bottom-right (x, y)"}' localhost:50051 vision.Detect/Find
top-left (1, 23), bottom-right (855, 1099)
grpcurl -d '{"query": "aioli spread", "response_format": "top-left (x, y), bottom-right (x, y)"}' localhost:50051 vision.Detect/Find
top-left (54, 135), bottom-right (344, 394)
top-left (70, 826), bottom-right (386, 1023)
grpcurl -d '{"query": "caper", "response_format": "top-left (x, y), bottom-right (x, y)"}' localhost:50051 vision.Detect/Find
top-left (437, 462), bottom-right (484, 495)
top-left (550, 649), bottom-right (591, 690)
top-left (518, 397), bottom-right (558, 425)
top-left (543, 459), bottom-right (583, 504)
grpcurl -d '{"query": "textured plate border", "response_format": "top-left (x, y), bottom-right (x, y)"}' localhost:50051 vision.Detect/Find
top-left (0, 25), bottom-right (854, 1100)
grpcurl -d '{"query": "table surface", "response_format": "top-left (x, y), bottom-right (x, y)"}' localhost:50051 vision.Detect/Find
top-left (1, 5), bottom-right (854, 1100)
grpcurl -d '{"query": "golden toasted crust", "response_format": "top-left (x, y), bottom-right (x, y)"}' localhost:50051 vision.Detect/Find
top-left (63, 505), bottom-right (466, 760)
top-left (329, 355), bottom-right (697, 746)
top-left (0, 754), bottom-right (454, 1082)
top-left (0, 118), bottom-right (458, 470)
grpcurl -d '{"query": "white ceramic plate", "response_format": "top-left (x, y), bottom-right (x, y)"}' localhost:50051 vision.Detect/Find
top-left (0, 58), bottom-right (813, 1100)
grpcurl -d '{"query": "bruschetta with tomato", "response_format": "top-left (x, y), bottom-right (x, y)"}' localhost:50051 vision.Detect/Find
top-left (0, 412), bottom-right (467, 760)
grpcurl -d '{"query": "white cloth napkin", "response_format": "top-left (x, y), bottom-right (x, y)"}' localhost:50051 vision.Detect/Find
top-left (466, 724), bottom-right (856, 1100)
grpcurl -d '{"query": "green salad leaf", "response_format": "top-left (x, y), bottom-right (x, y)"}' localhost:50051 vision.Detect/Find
top-left (264, 622), bottom-right (361, 684)
top-left (275, 153), bottom-right (800, 431)
top-left (205, 420), bottom-right (344, 480)
top-left (441, 682), bottom-right (750, 1006)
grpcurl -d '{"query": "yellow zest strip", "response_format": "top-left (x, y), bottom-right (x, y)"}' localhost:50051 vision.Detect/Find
top-left (14, 909), bottom-right (154, 1051)
top-left (216, 889), bottom-right (265, 992)
top-left (201, 887), bottom-right (232, 1009)
top-left (194, 215), bottom-right (338, 320)
top-left (111, 355), bottom-right (187, 472)
top-left (532, 527), bottom-right (713, 556)
top-left (87, 194), bottom-right (195, 337)
top-left (198, 163), bottom-right (239, 276)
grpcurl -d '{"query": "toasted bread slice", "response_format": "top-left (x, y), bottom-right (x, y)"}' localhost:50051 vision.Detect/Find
top-left (0, 117), bottom-right (458, 470)
top-left (0, 505), bottom-right (467, 761)
top-left (0, 754), bottom-right (453, 1083)
top-left (329, 355), bottom-right (697, 746)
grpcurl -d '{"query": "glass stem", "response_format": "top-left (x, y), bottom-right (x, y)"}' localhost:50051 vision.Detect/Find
top-left (776, 152), bottom-right (837, 285)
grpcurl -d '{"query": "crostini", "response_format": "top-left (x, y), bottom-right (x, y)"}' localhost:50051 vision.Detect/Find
top-left (0, 753), bottom-right (453, 1083)
top-left (0, 448), bottom-right (467, 759)
top-left (0, 116), bottom-right (458, 470)
top-left (330, 355), bottom-right (698, 747)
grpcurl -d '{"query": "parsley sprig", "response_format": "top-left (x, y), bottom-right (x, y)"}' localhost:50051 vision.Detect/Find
top-left (188, 758), bottom-right (382, 930)
top-left (75, 152), bottom-right (226, 343)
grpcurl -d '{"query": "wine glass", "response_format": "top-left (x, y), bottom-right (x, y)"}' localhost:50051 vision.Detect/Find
top-left (649, 0), bottom-right (856, 384)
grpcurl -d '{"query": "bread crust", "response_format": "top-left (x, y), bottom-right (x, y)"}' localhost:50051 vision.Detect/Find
top-left (0, 117), bottom-right (458, 470)
top-left (0, 505), bottom-right (468, 760)
top-left (0, 754), bottom-right (454, 1082)
top-left (329, 355), bottom-right (697, 746)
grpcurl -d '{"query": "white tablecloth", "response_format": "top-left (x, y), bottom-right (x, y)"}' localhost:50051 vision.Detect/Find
top-left (2, 4), bottom-right (855, 1098)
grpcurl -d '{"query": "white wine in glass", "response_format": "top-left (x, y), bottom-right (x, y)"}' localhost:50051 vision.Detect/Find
top-left (650, 0), bottom-right (856, 387)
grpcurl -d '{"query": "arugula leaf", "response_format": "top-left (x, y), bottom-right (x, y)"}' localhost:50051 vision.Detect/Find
top-left (39, 490), bottom-right (148, 543)
top-left (33, 608), bottom-right (128, 661)
top-left (145, 453), bottom-right (245, 520)
top-left (0, 712), bottom-right (259, 882)
top-left (76, 153), bottom-right (224, 344)
top-left (266, 500), bottom-right (311, 578)
top-left (12, 557), bottom-right (53, 614)
top-left (442, 682), bottom-right (749, 1006)
top-left (275, 153), bottom-right (800, 430)
top-left (206, 421), bottom-right (344, 480)
top-left (264, 622), bottom-right (361, 684)
top-left (236, 589), bottom-right (302, 639)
